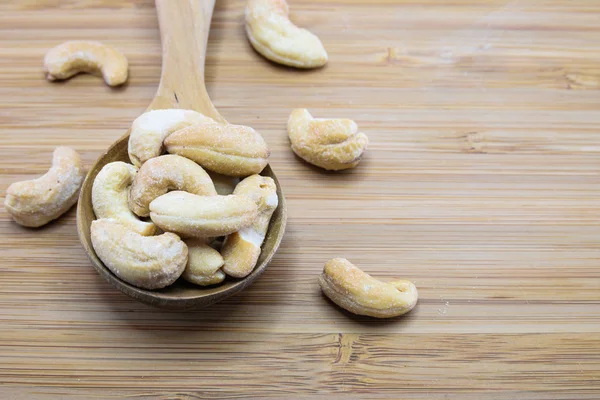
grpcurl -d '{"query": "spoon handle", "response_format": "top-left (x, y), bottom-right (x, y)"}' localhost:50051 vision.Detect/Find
top-left (149, 0), bottom-right (225, 122)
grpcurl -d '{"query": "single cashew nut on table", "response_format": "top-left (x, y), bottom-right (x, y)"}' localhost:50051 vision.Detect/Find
top-left (288, 109), bottom-right (369, 171)
top-left (164, 122), bottom-right (270, 177)
top-left (182, 239), bottom-right (226, 286)
top-left (128, 154), bottom-right (217, 217)
top-left (128, 109), bottom-right (215, 168)
top-left (222, 175), bottom-right (278, 278)
top-left (4, 147), bottom-right (85, 227)
top-left (43, 41), bottom-right (128, 86)
top-left (319, 258), bottom-right (418, 318)
top-left (91, 218), bottom-right (188, 290)
top-left (245, 0), bottom-right (328, 68)
top-left (149, 191), bottom-right (259, 238)
top-left (92, 161), bottom-right (156, 236)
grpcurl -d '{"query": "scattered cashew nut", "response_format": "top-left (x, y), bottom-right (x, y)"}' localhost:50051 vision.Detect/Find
top-left (92, 161), bottom-right (156, 236)
top-left (182, 239), bottom-right (226, 286)
top-left (318, 258), bottom-right (418, 318)
top-left (288, 108), bottom-right (369, 170)
top-left (164, 122), bottom-right (270, 177)
top-left (149, 191), bottom-right (259, 238)
top-left (43, 41), bottom-right (128, 86)
top-left (90, 218), bottom-right (188, 290)
top-left (222, 175), bottom-right (278, 278)
top-left (128, 154), bottom-right (217, 217)
top-left (128, 109), bottom-right (214, 168)
top-left (245, 0), bottom-right (328, 68)
top-left (4, 147), bottom-right (85, 227)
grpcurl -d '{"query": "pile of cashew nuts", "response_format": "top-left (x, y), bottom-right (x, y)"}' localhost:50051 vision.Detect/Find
top-left (3, 0), bottom-right (418, 318)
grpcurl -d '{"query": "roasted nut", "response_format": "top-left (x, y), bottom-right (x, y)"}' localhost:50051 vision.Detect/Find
top-left (222, 175), bottom-right (278, 278)
top-left (90, 218), bottom-right (187, 290)
top-left (43, 41), bottom-right (128, 86)
top-left (92, 161), bottom-right (156, 235)
top-left (208, 172), bottom-right (239, 196)
top-left (4, 147), bottom-right (85, 227)
top-left (164, 122), bottom-right (270, 177)
top-left (182, 239), bottom-right (226, 286)
top-left (128, 155), bottom-right (217, 217)
top-left (288, 109), bottom-right (369, 170)
top-left (128, 109), bottom-right (214, 168)
top-left (318, 258), bottom-right (418, 318)
top-left (149, 191), bottom-right (259, 238)
top-left (245, 0), bottom-right (327, 68)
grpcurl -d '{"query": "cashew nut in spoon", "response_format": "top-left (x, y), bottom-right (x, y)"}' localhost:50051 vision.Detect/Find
top-left (164, 122), bottom-right (270, 177)
top-left (43, 41), bottom-right (128, 86)
top-left (245, 0), bottom-right (328, 68)
top-left (128, 154), bottom-right (217, 217)
top-left (288, 108), bottom-right (369, 171)
top-left (128, 109), bottom-right (215, 168)
top-left (318, 258), bottom-right (418, 318)
top-left (221, 174), bottom-right (278, 278)
top-left (90, 218), bottom-right (188, 290)
top-left (92, 161), bottom-right (156, 236)
top-left (4, 147), bottom-right (85, 227)
top-left (182, 239), bottom-right (226, 286)
top-left (149, 191), bottom-right (259, 238)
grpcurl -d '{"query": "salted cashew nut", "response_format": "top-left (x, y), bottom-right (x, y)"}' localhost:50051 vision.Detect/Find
top-left (128, 109), bottom-right (215, 168)
top-left (164, 122), bottom-right (270, 177)
top-left (182, 239), bottom-right (226, 286)
top-left (149, 191), bottom-right (259, 238)
top-left (43, 41), bottom-right (128, 86)
top-left (245, 0), bottom-right (328, 68)
top-left (318, 258), bottom-right (418, 318)
top-left (288, 108), bottom-right (369, 171)
top-left (128, 154), bottom-right (217, 217)
top-left (90, 218), bottom-right (188, 290)
top-left (4, 147), bottom-right (85, 227)
top-left (92, 161), bottom-right (156, 236)
top-left (222, 175), bottom-right (278, 278)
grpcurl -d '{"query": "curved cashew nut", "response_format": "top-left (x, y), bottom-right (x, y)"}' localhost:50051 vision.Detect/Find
top-left (245, 0), bottom-right (328, 68)
top-left (318, 258), bottom-right (418, 318)
top-left (92, 161), bottom-right (156, 236)
top-left (43, 41), bottom-right (128, 86)
top-left (288, 109), bottom-right (369, 171)
top-left (222, 175), bottom-right (278, 278)
top-left (128, 109), bottom-right (215, 168)
top-left (128, 155), bottom-right (217, 217)
top-left (4, 147), bottom-right (85, 227)
top-left (164, 122), bottom-right (270, 177)
top-left (149, 191), bottom-right (259, 238)
top-left (91, 218), bottom-right (188, 290)
top-left (182, 239), bottom-right (226, 286)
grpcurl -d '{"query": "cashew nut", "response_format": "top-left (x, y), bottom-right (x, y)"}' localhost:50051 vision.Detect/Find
top-left (128, 109), bottom-right (215, 168)
top-left (149, 191), bottom-right (259, 238)
top-left (92, 162), bottom-right (156, 236)
top-left (318, 258), bottom-right (418, 318)
top-left (222, 175), bottom-right (278, 278)
top-left (128, 155), bottom-right (217, 217)
top-left (288, 109), bottom-right (369, 171)
top-left (164, 122), bottom-right (270, 177)
top-left (4, 147), bottom-right (85, 227)
top-left (245, 0), bottom-right (328, 68)
top-left (43, 41), bottom-right (128, 86)
top-left (90, 218), bottom-right (188, 290)
top-left (182, 239), bottom-right (226, 286)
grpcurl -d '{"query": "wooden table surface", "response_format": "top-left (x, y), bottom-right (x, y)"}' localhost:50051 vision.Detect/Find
top-left (1, 0), bottom-right (600, 398)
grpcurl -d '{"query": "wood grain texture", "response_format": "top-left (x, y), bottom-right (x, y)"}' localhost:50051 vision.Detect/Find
top-left (1, 0), bottom-right (599, 398)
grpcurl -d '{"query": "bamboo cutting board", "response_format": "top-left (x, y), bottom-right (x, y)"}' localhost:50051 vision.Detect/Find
top-left (1, 0), bottom-right (599, 398)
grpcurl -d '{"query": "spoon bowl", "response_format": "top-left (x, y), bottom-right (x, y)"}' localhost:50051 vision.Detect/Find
top-left (76, 0), bottom-right (287, 309)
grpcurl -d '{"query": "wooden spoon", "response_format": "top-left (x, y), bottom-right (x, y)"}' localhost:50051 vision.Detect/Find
top-left (76, 0), bottom-right (287, 310)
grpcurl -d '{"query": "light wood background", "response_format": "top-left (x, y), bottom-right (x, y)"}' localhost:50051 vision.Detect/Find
top-left (1, 0), bottom-right (600, 398)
